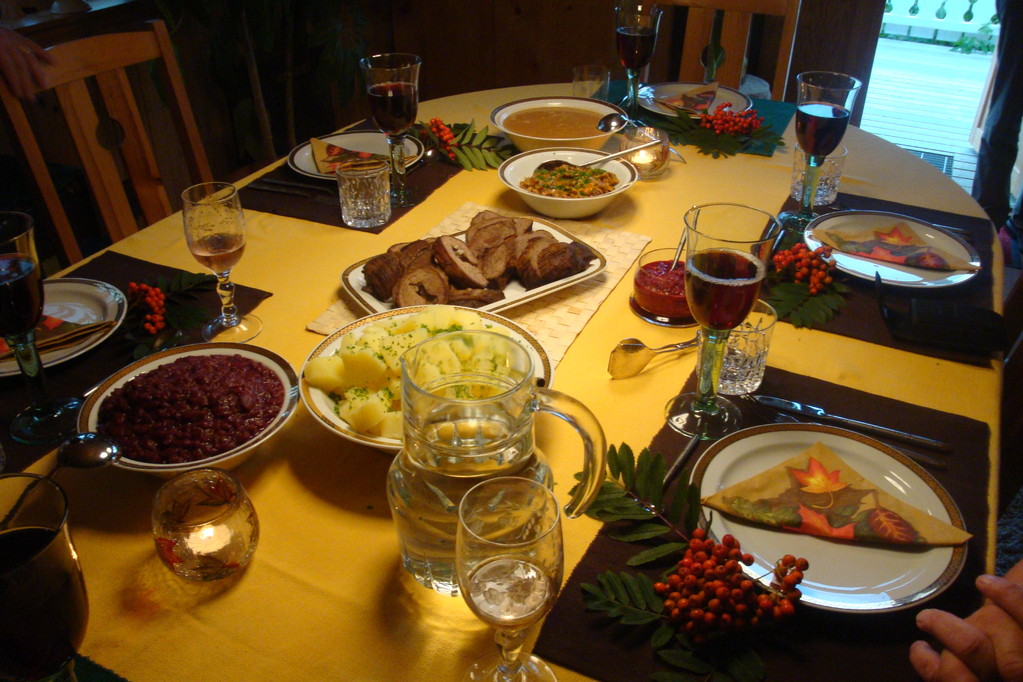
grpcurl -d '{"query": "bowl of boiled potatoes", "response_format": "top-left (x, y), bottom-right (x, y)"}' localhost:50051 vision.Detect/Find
top-left (300, 304), bottom-right (551, 451)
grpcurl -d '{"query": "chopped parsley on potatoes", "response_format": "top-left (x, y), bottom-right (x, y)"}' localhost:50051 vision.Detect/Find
top-left (304, 306), bottom-right (505, 439)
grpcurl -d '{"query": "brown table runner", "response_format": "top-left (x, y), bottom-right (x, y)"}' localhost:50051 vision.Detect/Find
top-left (237, 122), bottom-right (462, 234)
top-left (770, 194), bottom-right (997, 365)
top-left (535, 366), bottom-right (989, 682)
top-left (0, 252), bottom-right (273, 472)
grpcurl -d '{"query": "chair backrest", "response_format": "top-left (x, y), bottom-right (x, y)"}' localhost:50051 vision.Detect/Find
top-left (0, 20), bottom-right (212, 264)
top-left (664, 0), bottom-right (802, 101)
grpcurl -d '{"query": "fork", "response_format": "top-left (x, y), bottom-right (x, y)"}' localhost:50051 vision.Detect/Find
top-left (738, 395), bottom-right (947, 470)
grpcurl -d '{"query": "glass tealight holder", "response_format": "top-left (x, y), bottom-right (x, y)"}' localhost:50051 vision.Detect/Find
top-left (620, 126), bottom-right (670, 179)
top-left (152, 468), bottom-right (259, 581)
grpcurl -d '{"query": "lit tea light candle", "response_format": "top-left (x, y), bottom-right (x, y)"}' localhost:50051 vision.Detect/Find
top-left (621, 127), bottom-right (669, 179)
top-left (185, 523), bottom-right (232, 554)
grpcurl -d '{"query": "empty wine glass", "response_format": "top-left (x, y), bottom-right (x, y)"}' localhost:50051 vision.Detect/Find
top-left (182, 182), bottom-right (261, 343)
top-left (1, 212), bottom-right (82, 444)
top-left (359, 53), bottom-right (422, 208)
top-left (665, 204), bottom-right (779, 440)
top-left (457, 477), bottom-right (563, 682)
top-left (777, 72), bottom-right (862, 244)
top-left (614, 4), bottom-right (663, 118)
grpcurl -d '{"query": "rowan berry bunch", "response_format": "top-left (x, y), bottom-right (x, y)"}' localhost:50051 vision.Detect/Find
top-left (127, 281), bottom-right (166, 335)
top-left (652, 529), bottom-right (807, 645)
top-left (428, 118), bottom-right (457, 161)
top-left (772, 242), bottom-right (836, 295)
top-left (698, 103), bottom-right (764, 136)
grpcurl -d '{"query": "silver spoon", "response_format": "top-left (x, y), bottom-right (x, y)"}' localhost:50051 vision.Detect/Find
top-left (535, 139), bottom-right (663, 172)
top-left (597, 112), bottom-right (631, 133)
top-left (50, 432), bottom-right (121, 477)
top-left (608, 337), bottom-right (699, 379)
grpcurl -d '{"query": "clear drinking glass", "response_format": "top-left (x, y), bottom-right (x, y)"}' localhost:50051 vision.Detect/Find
top-left (665, 204), bottom-right (779, 439)
top-left (572, 64), bottom-right (611, 100)
top-left (777, 72), bottom-right (861, 244)
top-left (457, 477), bottom-right (563, 682)
top-left (614, 4), bottom-right (662, 118)
top-left (359, 53), bottom-right (422, 208)
top-left (790, 144), bottom-right (847, 207)
top-left (182, 182), bottom-right (261, 343)
top-left (0, 473), bottom-right (88, 681)
top-left (0, 212), bottom-right (82, 444)
top-left (336, 158), bottom-right (391, 228)
top-left (696, 300), bottom-right (776, 395)
top-left (152, 468), bottom-right (259, 581)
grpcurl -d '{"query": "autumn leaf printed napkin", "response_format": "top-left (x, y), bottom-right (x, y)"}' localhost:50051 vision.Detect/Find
top-left (702, 442), bottom-right (971, 546)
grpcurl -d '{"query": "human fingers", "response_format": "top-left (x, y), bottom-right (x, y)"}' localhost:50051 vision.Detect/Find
top-left (910, 639), bottom-right (981, 682)
top-left (916, 608), bottom-right (998, 681)
top-left (974, 576), bottom-right (1023, 682)
top-left (977, 574), bottom-right (1023, 624)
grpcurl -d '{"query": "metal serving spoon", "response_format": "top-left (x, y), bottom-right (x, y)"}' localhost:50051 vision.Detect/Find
top-left (608, 337), bottom-right (699, 379)
top-left (597, 112), bottom-right (631, 133)
top-left (51, 432), bottom-right (121, 477)
top-left (535, 138), bottom-right (663, 172)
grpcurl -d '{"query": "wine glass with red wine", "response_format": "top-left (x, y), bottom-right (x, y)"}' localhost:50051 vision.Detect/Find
top-left (182, 182), bottom-right (261, 343)
top-left (665, 204), bottom-right (779, 440)
top-left (359, 53), bottom-right (422, 208)
top-left (777, 72), bottom-right (862, 241)
top-left (0, 473), bottom-right (88, 682)
top-left (614, 4), bottom-right (662, 118)
top-left (1, 212), bottom-right (83, 444)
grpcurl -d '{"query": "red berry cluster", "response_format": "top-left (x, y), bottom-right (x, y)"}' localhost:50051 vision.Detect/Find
top-left (772, 242), bottom-right (836, 295)
top-left (428, 118), bottom-right (457, 161)
top-left (699, 103), bottom-right (764, 136)
top-left (127, 282), bottom-right (166, 335)
top-left (652, 529), bottom-right (807, 645)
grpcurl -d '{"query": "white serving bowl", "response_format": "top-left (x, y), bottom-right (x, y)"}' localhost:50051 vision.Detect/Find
top-left (78, 343), bottom-right (299, 477)
top-left (489, 97), bottom-right (626, 152)
top-left (498, 147), bottom-right (638, 220)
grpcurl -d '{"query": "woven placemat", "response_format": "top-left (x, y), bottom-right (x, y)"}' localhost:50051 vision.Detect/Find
top-left (307, 201), bottom-right (652, 368)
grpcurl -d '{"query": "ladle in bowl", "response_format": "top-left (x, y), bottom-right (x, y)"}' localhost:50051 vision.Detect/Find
top-left (51, 432), bottom-right (121, 477)
top-left (535, 138), bottom-right (662, 172)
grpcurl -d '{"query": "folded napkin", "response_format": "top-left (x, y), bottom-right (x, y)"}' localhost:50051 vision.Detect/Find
top-left (0, 318), bottom-right (116, 360)
top-left (815, 220), bottom-right (981, 272)
top-left (654, 82), bottom-right (718, 114)
top-left (308, 137), bottom-right (415, 174)
top-left (702, 441), bottom-right (971, 546)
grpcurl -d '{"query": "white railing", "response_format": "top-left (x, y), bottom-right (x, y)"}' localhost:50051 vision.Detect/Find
top-left (882, 0), bottom-right (1000, 41)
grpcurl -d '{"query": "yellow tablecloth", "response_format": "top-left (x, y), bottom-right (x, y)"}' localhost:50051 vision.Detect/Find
top-left (37, 84), bottom-right (1000, 681)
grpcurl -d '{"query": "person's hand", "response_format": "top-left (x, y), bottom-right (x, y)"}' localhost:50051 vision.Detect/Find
top-left (0, 27), bottom-right (53, 101)
top-left (910, 571), bottom-right (1023, 681)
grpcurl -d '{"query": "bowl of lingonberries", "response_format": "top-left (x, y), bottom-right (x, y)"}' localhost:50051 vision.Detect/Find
top-left (653, 528), bottom-right (808, 645)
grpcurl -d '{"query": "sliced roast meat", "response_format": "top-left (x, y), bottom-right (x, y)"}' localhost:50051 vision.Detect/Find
top-left (362, 251), bottom-right (404, 301)
top-left (396, 239), bottom-right (436, 271)
top-left (513, 233), bottom-right (558, 283)
top-left (447, 288), bottom-right (505, 308)
top-left (466, 211), bottom-right (533, 253)
top-left (392, 265), bottom-right (450, 307)
top-left (433, 235), bottom-right (488, 289)
top-left (518, 241), bottom-right (596, 289)
top-left (478, 241), bottom-right (513, 289)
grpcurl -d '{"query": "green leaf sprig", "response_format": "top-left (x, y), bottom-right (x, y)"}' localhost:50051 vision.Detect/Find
top-left (652, 108), bottom-right (784, 159)
top-left (577, 443), bottom-right (767, 681)
top-left (123, 272), bottom-right (216, 359)
top-left (764, 279), bottom-right (850, 328)
top-left (414, 119), bottom-right (514, 170)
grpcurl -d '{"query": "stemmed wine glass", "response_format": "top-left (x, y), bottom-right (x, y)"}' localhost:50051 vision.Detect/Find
top-left (1, 212), bottom-right (82, 444)
top-left (614, 4), bottom-right (662, 118)
top-left (457, 477), bottom-right (563, 682)
top-left (182, 182), bottom-right (261, 343)
top-left (665, 204), bottom-right (779, 440)
top-left (777, 72), bottom-right (862, 240)
top-left (359, 53), bottom-right (422, 208)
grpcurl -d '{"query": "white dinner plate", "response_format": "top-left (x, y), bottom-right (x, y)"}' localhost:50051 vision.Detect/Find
top-left (287, 131), bottom-right (425, 180)
top-left (0, 278), bottom-right (127, 378)
top-left (638, 82), bottom-right (752, 117)
top-left (78, 343), bottom-right (299, 476)
top-left (804, 210), bottom-right (981, 288)
top-left (301, 306), bottom-right (551, 452)
top-left (691, 423), bottom-right (967, 613)
top-left (341, 216), bottom-right (607, 316)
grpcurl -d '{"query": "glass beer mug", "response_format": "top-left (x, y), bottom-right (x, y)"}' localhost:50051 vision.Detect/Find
top-left (386, 330), bottom-right (606, 595)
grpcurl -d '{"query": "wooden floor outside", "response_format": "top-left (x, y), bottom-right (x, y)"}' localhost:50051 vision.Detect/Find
top-left (859, 37), bottom-right (994, 196)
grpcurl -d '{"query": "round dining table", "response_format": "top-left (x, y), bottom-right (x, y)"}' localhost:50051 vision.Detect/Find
top-left (23, 83), bottom-right (1004, 681)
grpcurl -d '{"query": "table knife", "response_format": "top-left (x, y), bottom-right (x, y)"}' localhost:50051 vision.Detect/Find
top-left (751, 395), bottom-right (952, 452)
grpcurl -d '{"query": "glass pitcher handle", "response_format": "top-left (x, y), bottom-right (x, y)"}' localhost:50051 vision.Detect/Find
top-left (533, 386), bottom-right (607, 519)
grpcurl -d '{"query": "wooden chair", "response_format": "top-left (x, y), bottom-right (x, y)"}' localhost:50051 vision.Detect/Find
top-left (0, 20), bottom-right (212, 264)
top-left (663, 0), bottom-right (803, 101)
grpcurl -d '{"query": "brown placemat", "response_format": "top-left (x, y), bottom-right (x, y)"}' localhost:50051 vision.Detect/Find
top-left (769, 194), bottom-right (997, 365)
top-left (0, 252), bottom-right (273, 472)
top-left (535, 366), bottom-right (990, 682)
top-left (237, 122), bottom-right (462, 234)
